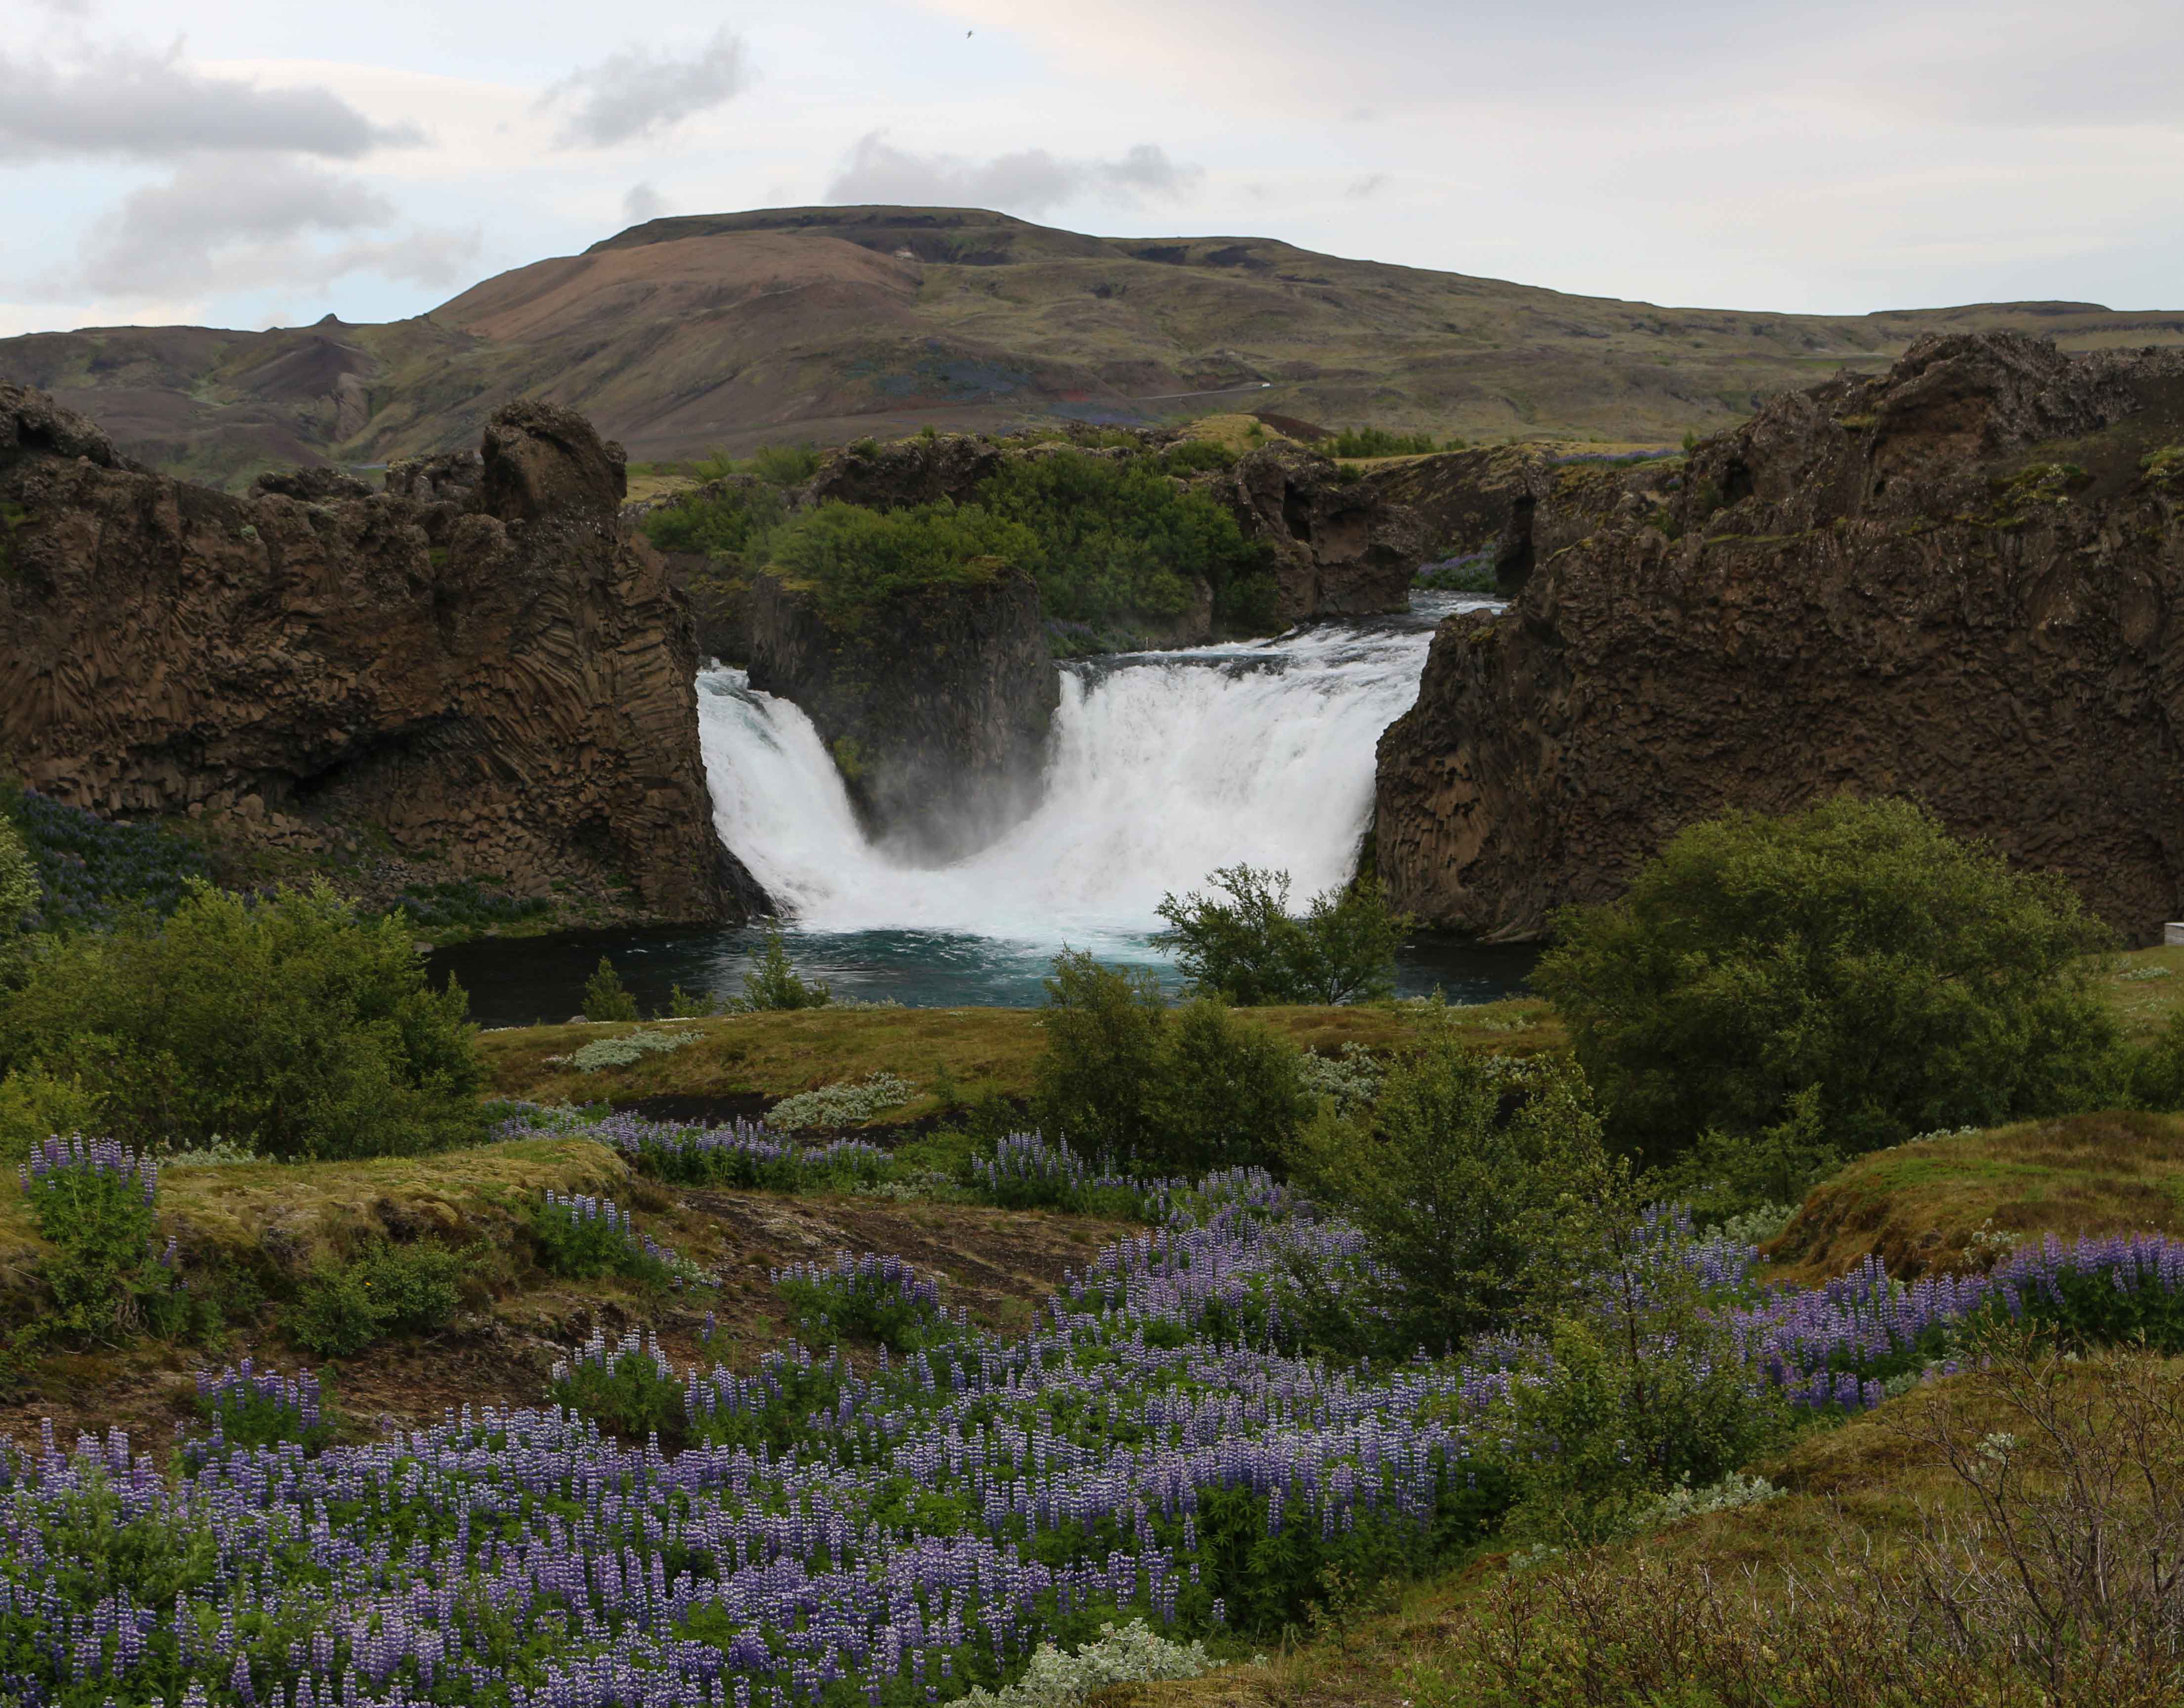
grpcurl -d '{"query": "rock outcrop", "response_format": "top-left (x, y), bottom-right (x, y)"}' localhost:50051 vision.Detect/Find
top-left (747, 564), bottom-right (1059, 860)
top-left (1213, 442), bottom-right (1421, 623)
top-left (0, 384), bottom-right (755, 924)
top-left (1376, 332), bottom-right (2184, 941)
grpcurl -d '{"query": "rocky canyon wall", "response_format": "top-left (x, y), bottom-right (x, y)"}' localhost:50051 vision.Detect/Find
top-left (1376, 332), bottom-right (2184, 941)
top-left (0, 385), bottom-right (755, 924)
top-left (747, 563), bottom-right (1060, 861)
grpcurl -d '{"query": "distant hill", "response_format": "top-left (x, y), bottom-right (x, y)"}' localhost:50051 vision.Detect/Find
top-left (8, 204), bottom-right (2184, 487)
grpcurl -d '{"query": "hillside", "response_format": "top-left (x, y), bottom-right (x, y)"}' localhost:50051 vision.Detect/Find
top-left (9, 205), bottom-right (2184, 486)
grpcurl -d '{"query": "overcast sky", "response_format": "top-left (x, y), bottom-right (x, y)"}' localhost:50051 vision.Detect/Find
top-left (5, 0), bottom-right (2181, 337)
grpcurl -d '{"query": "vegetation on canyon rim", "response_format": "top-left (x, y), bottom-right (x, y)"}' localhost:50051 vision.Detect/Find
top-left (0, 789), bottom-right (2182, 1703)
top-left (643, 439), bottom-right (1280, 641)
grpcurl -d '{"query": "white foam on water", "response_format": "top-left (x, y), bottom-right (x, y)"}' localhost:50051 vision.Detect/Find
top-left (698, 596), bottom-right (1492, 949)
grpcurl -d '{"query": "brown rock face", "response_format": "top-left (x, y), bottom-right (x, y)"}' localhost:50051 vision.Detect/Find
top-left (0, 384), bottom-right (753, 924)
top-left (1217, 443), bottom-right (1421, 623)
top-left (1375, 332), bottom-right (2184, 942)
top-left (747, 565), bottom-right (1059, 860)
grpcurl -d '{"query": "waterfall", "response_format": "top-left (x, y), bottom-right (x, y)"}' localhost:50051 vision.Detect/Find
top-left (697, 594), bottom-right (1491, 949)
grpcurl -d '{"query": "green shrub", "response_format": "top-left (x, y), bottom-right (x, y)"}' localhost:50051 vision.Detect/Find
top-left (747, 442), bottom-right (823, 485)
top-left (1290, 1040), bottom-right (1606, 1351)
top-left (581, 955), bottom-right (639, 1022)
top-left (2130, 1009), bottom-right (2184, 1110)
top-left (767, 500), bottom-right (1033, 614)
top-left (0, 815), bottom-right (33, 982)
top-left (0, 1066), bottom-right (103, 1163)
top-left (1328, 427), bottom-right (1440, 457)
top-left (1034, 951), bottom-right (1313, 1173)
top-left (1034, 952), bottom-right (1169, 1158)
top-left (1533, 797), bottom-right (2121, 1169)
top-left (568, 1029), bottom-right (690, 1072)
top-left (1158, 440), bottom-right (1237, 475)
top-left (1151, 998), bottom-right (1314, 1174)
top-left (1501, 1164), bottom-right (1790, 1542)
top-left (286, 1242), bottom-right (462, 1357)
top-left (977, 450), bottom-right (1274, 635)
top-left (525, 1190), bottom-right (683, 1284)
top-left (551, 1332), bottom-right (686, 1442)
top-left (743, 929), bottom-right (830, 1010)
top-left (1152, 864), bottom-right (1405, 1005)
top-left (641, 479), bottom-right (786, 559)
top-left (774, 1252), bottom-right (958, 1353)
top-left (0, 881), bottom-right (483, 1161)
top-left (769, 1072), bottom-right (912, 1129)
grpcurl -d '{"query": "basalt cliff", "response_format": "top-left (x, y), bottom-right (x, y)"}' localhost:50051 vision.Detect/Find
top-left (1376, 332), bottom-right (2184, 941)
top-left (0, 385), bottom-right (757, 923)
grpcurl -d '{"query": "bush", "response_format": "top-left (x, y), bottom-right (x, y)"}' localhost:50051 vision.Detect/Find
top-left (19, 1135), bottom-right (187, 1346)
top-left (581, 955), bottom-right (639, 1022)
top-left (743, 929), bottom-right (830, 1010)
top-left (1152, 998), bottom-right (1314, 1174)
top-left (768, 1072), bottom-right (913, 1129)
top-left (286, 1241), bottom-right (462, 1357)
top-left (1328, 427), bottom-right (1440, 457)
top-left (0, 1065), bottom-right (102, 1163)
top-left (0, 815), bottom-right (32, 983)
top-left (1152, 864), bottom-right (1406, 1005)
top-left (0, 881), bottom-right (483, 1161)
top-left (1034, 951), bottom-right (1313, 1174)
top-left (2130, 1008), bottom-right (2184, 1110)
top-left (1034, 952), bottom-right (1168, 1158)
top-left (551, 1329), bottom-right (685, 1442)
top-left (767, 499), bottom-right (1033, 614)
top-left (977, 449), bottom-right (1276, 635)
top-left (568, 1029), bottom-right (690, 1072)
top-left (747, 442), bottom-right (823, 485)
top-left (1533, 797), bottom-right (2120, 1169)
top-left (1289, 1040), bottom-right (1606, 1350)
top-left (641, 478), bottom-right (786, 559)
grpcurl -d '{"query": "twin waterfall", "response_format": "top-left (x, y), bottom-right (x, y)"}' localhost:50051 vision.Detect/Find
top-left (698, 595), bottom-right (1486, 955)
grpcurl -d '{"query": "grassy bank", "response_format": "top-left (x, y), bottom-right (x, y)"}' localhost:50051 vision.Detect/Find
top-left (476, 997), bottom-right (1564, 1118)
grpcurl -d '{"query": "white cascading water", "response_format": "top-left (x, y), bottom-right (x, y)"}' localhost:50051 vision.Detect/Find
top-left (698, 595), bottom-right (1492, 950)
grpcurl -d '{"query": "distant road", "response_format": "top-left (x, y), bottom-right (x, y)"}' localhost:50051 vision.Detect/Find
top-left (1128, 381), bottom-right (1277, 403)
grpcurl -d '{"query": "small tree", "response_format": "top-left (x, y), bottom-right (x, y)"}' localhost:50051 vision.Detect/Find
top-left (1289, 1035), bottom-right (1607, 1349)
top-left (743, 929), bottom-right (830, 1011)
top-left (582, 955), bottom-right (639, 1023)
top-left (1152, 864), bottom-right (1406, 1006)
top-left (1034, 950), bottom-right (1167, 1158)
top-left (1033, 951), bottom-right (1314, 1173)
top-left (1533, 797), bottom-right (2121, 1168)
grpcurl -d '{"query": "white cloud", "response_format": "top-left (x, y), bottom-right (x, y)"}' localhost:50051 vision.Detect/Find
top-left (1345, 173), bottom-right (1387, 200)
top-left (826, 132), bottom-right (1202, 216)
top-left (539, 28), bottom-right (750, 149)
top-left (0, 40), bottom-right (421, 161)
top-left (70, 155), bottom-right (475, 297)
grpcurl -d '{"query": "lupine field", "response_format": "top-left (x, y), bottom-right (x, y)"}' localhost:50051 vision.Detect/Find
top-left (3, 1118), bottom-right (2184, 1708)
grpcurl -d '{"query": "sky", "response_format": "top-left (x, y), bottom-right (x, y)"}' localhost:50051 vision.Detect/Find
top-left (5, 0), bottom-right (2183, 338)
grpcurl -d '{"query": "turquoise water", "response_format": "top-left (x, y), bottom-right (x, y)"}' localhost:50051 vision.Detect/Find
top-left (431, 923), bottom-right (1536, 1028)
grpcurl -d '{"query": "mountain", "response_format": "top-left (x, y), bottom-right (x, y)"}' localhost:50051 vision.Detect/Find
top-left (8, 205), bottom-right (2184, 487)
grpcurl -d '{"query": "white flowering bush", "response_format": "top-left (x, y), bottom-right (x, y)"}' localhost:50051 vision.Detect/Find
top-left (958, 1621), bottom-right (1217, 1708)
top-left (1620, 1470), bottom-right (1783, 1536)
top-left (570, 1030), bottom-right (695, 1072)
top-left (1297, 1044), bottom-right (1384, 1116)
top-left (770, 1072), bottom-right (914, 1129)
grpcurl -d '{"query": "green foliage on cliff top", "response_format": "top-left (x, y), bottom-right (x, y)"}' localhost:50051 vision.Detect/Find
top-left (1534, 796), bottom-right (2121, 1169)
top-left (641, 479), bottom-right (786, 559)
top-left (1152, 864), bottom-right (1406, 1006)
top-left (768, 499), bottom-right (1031, 613)
top-left (978, 450), bottom-right (1275, 633)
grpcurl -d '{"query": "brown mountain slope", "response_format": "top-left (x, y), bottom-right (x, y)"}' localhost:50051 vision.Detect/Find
top-left (8, 204), bottom-right (2184, 486)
